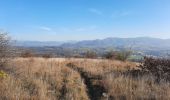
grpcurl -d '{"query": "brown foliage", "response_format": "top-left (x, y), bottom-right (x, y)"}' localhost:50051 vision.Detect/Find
top-left (1, 58), bottom-right (89, 100)
top-left (20, 50), bottom-right (34, 58)
top-left (42, 53), bottom-right (53, 58)
top-left (1, 58), bottom-right (170, 99)
top-left (139, 57), bottom-right (170, 82)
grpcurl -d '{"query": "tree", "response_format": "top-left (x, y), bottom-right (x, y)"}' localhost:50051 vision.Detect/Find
top-left (104, 50), bottom-right (117, 59)
top-left (0, 31), bottom-right (12, 67)
top-left (85, 50), bottom-right (97, 58)
top-left (116, 50), bottom-right (132, 61)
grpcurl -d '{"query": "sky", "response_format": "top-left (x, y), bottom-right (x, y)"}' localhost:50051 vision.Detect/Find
top-left (0, 0), bottom-right (170, 41)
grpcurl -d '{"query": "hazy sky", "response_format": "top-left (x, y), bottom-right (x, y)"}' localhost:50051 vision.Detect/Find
top-left (1, 0), bottom-right (170, 41)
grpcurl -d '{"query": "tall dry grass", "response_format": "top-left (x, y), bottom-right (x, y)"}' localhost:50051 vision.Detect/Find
top-left (68, 58), bottom-right (138, 76)
top-left (0, 57), bottom-right (170, 100)
top-left (0, 58), bottom-right (89, 100)
top-left (103, 74), bottom-right (170, 100)
top-left (67, 58), bottom-right (170, 100)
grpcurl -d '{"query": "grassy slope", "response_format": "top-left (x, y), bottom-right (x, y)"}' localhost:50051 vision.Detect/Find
top-left (0, 58), bottom-right (170, 100)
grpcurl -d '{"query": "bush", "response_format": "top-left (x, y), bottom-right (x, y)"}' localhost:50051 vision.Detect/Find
top-left (104, 50), bottom-right (131, 61)
top-left (104, 51), bottom-right (117, 59)
top-left (0, 70), bottom-right (8, 78)
top-left (42, 53), bottom-right (53, 58)
top-left (84, 50), bottom-right (97, 58)
top-left (116, 50), bottom-right (132, 61)
top-left (72, 54), bottom-right (83, 58)
top-left (139, 57), bottom-right (170, 82)
top-left (0, 31), bottom-right (12, 67)
top-left (20, 50), bottom-right (34, 58)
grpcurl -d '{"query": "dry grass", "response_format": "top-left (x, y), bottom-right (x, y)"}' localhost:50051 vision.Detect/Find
top-left (0, 58), bottom-right (89, 100)
top-left (0, 57), bottom-right (170, 100)
top-left (104, 74), bottom-right (170, 100)
top-left (68, 58), bottom-right (138, 76)
top-left (67, 58), bottom-right (170, 100)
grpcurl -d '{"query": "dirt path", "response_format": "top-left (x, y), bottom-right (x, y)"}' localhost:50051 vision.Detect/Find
top-left (67, 63), bottom-right (108, 100)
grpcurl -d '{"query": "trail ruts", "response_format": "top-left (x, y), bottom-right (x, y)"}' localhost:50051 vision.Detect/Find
top-left (67, 63), bottom-right (108, 100)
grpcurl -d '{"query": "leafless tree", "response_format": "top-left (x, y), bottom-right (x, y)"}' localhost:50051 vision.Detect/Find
top-left (0, 31), bottom-right (13, 67)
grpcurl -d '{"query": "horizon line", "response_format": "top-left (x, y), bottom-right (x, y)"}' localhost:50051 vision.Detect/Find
top-left (13, 36), bottom-right (170, 42)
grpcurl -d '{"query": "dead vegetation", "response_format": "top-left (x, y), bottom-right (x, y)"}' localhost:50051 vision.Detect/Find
top-left (0, 57), bottom-right (170, 100)
top-left (139, 57), bottom-right (170, 82)
top-left (0, 31), bottom-right (13, 67)
top-left (66, 58), bottom-right (170, 100)
top-left (0, 58), bottom-right (89, 100)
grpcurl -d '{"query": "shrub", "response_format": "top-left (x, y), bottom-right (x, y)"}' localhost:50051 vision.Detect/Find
top-left (139, 57), bottom-right (170, 82)
top-left (84, 50), bottom-right (97, 58)
top-left (20, 50), bottom-right (34, 58)
top-left (42, 53), bottom-right (53, 58)
top-left (0, 70), bottom-right (8, 78)
top-left (0, 31), bottom-right (12, 67)
top-left (104, 51), bottom-right (117, 59)
top-left (116, 50), bottom-right (132, 61)
top-left (72, 54), bottom-right (83, 58)
top-left (104, 50), bottom-right (132, 61)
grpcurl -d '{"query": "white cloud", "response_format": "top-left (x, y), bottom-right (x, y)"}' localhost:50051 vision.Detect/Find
top-left (38, 26), bottom-right (52, 31)
top-left (89, 8), bottom-right (103, 15)
top-left (35, 26), bottom-right (58, 35)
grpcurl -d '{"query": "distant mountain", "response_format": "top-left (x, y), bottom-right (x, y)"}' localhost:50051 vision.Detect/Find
top-left (61, 37), bottom-right (170, 50)
top-left (14, 41), bottom-right (77, 47)
top-left (15, 37), bottom-right (170, 50)
top-left (15, 37), bottom-right (170, 57)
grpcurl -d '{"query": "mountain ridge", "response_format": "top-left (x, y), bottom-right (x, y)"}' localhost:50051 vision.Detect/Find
top-left (60, 37), bottom-right (170, 50)
top-left (15, 37), bottom-right (170, 51)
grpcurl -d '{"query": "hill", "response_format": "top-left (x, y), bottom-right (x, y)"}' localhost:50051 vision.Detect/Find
top-left (61, 37), bottom-right (170, 50)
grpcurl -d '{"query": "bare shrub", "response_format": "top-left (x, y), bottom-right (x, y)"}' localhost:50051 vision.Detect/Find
top-left (20, 50), bottom-right (34, 58)
top-left (139, 57), bottom-right (170, 82)
top-left (72, 54), bottom-right (83, 58)
top-left (0, 31), bottom-right (12, 67)
top-left (42, 53), bottom-right (53, 58)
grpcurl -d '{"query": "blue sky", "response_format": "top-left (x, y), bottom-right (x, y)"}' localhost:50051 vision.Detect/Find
top-left (0, 0), bottom-right (170, 41)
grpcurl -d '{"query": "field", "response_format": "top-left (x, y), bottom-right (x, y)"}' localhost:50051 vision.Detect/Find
top-left (0, 58), bottom-right (170, 100)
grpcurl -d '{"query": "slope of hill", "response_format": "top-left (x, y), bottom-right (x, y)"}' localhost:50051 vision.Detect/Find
top-left (14, 41), bottom-right (64, 47)
top-left (15, 37), bottom-right (170, 50)
top-left (61, 37), bottom-right (170, 50)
